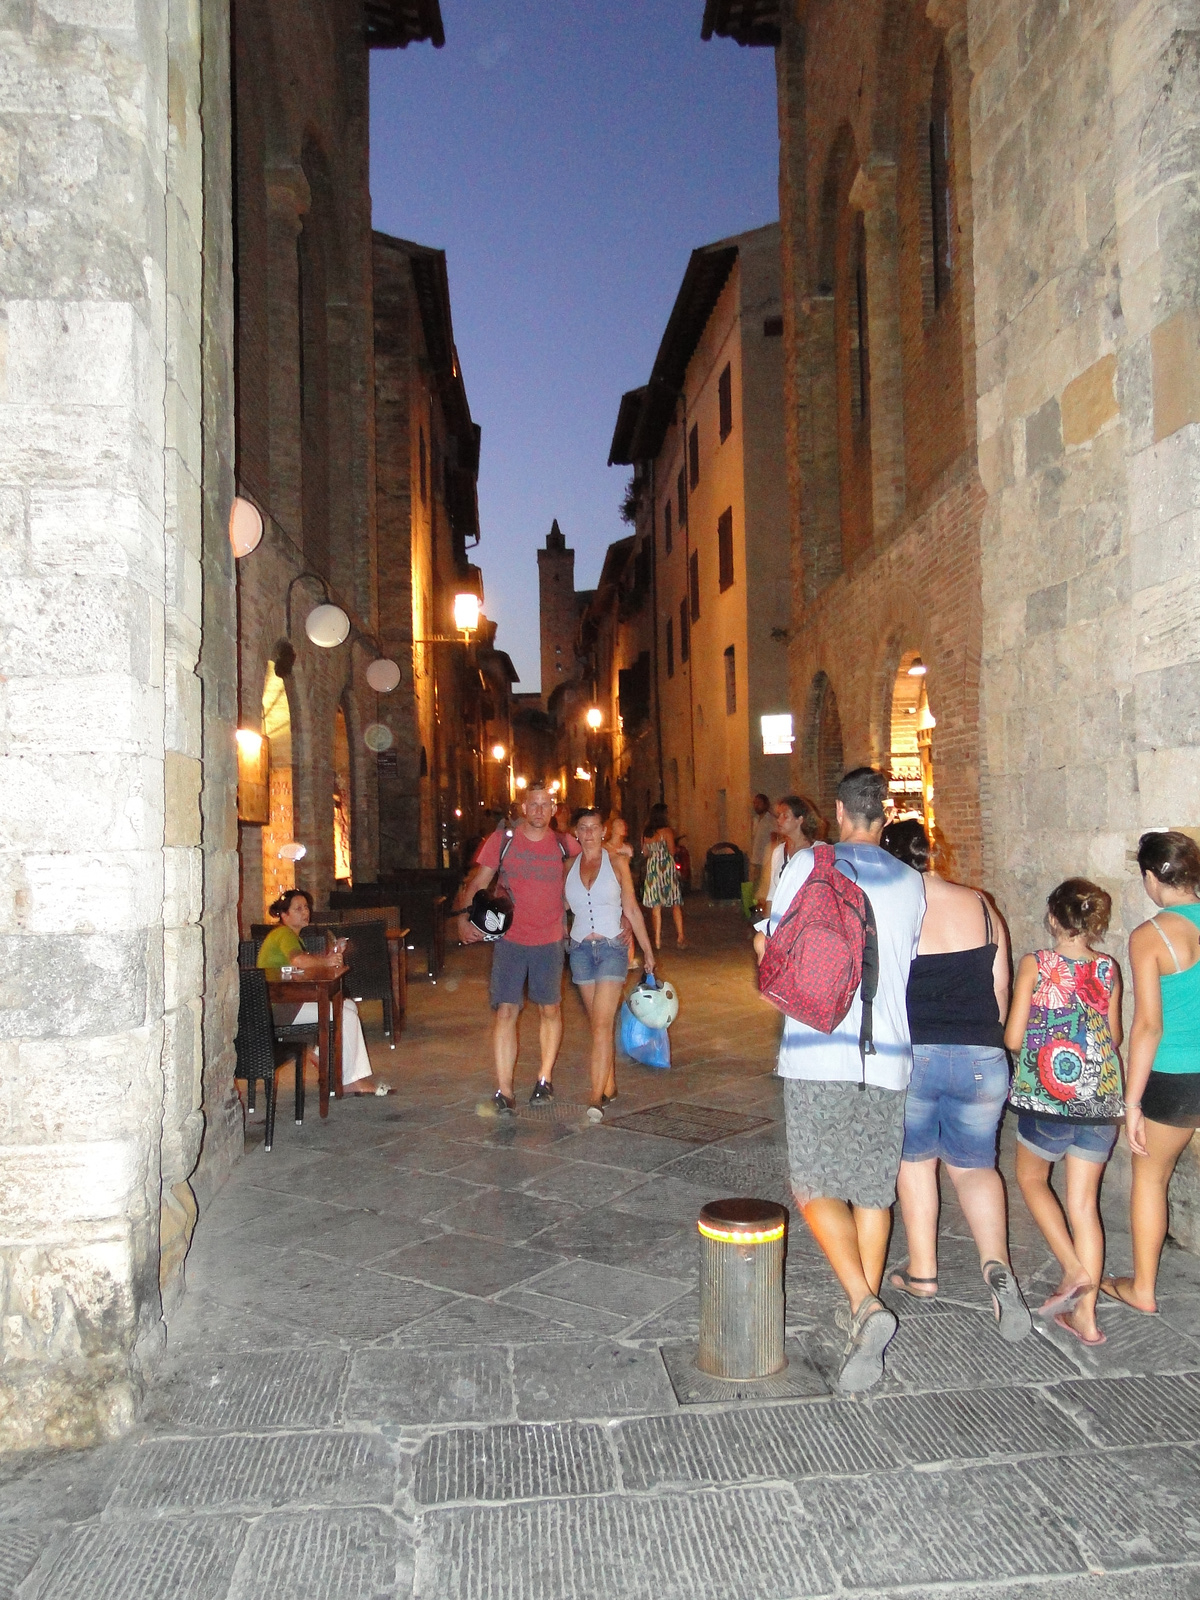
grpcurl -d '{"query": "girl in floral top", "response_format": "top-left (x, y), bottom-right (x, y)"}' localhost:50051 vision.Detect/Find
top-left (1004, 879), bottom-right (1124, 1345)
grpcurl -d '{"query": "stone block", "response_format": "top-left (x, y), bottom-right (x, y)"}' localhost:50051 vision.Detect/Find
top-left (0, 753), bottom-right (161, 852)
top-left (6, 674), bottom-right (159, 756)
top-left (21, 849), bottom-right (162, 935)
top-left (512, 1338), bottom-right (677, 1421)
top-left (1135, 664), bottom-right (1200, 750)
top-left (28, 487), bottom-right (163, 590)
top-left (1025, 397), bottom-right (1064, 474)
top-left (413, 1421), bottom-right (616, 1506)
top-left (20, 1515), bottom-right (245, 1599)
top-left (149, 1348), bottom-right (346, 1433)
top-left (0, 1140), bottom-right (140, 1235)
top-left (1152, 308), bottom-right (1200, 441)
top-left (345, 1347), bottom-right (512, 1427)
top-left (163, 751), bottom-right (201, 847)
top-left (0, 930), bottom-right (148, 1037)
top-left (162, 923), bottom-right (203, 1011)
top-left (6, 301), bottom-right (138, 408)
top-left (228, 1508), bottom-right (409, 1600)
top-left (0, 486), bottom-right (25, 575)
top-left (1062, 353), bottom-right (1118, 445)
top-left (1025, 580), bottom-right (1067, 636)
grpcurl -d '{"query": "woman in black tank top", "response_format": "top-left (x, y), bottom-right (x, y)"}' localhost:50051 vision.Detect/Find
top-left (880, 821), bottom-right (1031, 1342)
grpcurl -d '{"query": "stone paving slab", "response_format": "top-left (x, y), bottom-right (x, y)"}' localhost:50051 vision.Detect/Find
top-left (529, 1208), bottom-right (687, 1269)
top-left (515, 1259), bottom-right (689, 1319)
top-left (425, 1188), bottom-right (569, 1244)
top-left (0, 1525), bottom-right (54, 1599)
top-left (107, 1431), bottom-right (395, 1515)
top-left (226, 1507), bottom-right (410, 1599)
top-left (412, 1422), bottom-right (617, 1505)
top-left (25, 1517), bottom-right (247, 1600)
top-left (497, 1290), bottom-right (631, 1336)
top-left (374, 1235), bottom-right (566, 1297)
top-left (521, 1160), bottom-right (649, 1209)
top-left (880, 1307), bottom-right (1082, 1391)
top-left (872, 1383), bottom-right (1088, 1465)
top-left (879, 1573), bottom-right (1200, 1600)
top-left (550, 1126), bottom-right (699, 1172)
top-left (391, 1296), bottom-right (583, 1349)
top-left (615, 1399), bottom-right (898, 1487)
top-left (1024, 1445), bottom-right (1200, 1568)
top-left (1041, 1302), bottom-right (1200, 1378)
top-left (511, 1340), bottom-right (678, 1421)
top-left (414, 1486), bottom-right (837, 1600)
top-left (603, 1102), bottom-right (773, 1144)
top-left (795, 1461), bottom-right (1086, 1589)
top-left (201, 1252), bottom-right (455, 1340)
top-left (1050, 1372), bottom-right (1200, 1448)
top-left (345, 1349), bottom-right (512, 1427)
top-left (146, 1350), bottom-right (347, 1434)
top-left (429, 1148), bottom-right (566, 1190)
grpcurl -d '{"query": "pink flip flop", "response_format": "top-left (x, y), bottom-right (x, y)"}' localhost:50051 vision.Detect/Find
top-left (1053, 1312), bottom-right (1106, 1346)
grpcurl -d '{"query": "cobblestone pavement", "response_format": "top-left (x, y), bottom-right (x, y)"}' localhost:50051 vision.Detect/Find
top-left (5, 901), bottom-right (1200, 1597)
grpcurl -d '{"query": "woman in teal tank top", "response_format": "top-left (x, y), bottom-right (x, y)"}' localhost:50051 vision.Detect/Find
top-left (1101, 831), bottom-right (1200, 1314)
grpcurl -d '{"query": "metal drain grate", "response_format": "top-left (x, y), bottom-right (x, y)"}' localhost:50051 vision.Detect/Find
top-left (660, 1338), bottom-right (829, 1405)
top-left (604, 1102), bottom-right (772, 1145)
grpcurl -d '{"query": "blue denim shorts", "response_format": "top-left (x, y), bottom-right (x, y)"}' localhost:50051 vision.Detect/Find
top-left (902, 1044), bottom-right (1009, 1168)
top-left (489, 939), bottom-right (564, 1009)
top-left (1016, 1112), bottom-right (1119, 1165)
top-left (567, 936), bottom-right (629, 985)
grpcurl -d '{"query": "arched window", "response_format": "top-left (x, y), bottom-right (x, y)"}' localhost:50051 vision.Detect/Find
top-left (929, 51), bottom-right (953, 309)
top-left (849, 214), bottom-right (870, 428)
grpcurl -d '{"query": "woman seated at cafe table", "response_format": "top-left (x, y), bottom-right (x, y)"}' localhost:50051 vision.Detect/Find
top-left (257, 888), bottom-right (387, 1095)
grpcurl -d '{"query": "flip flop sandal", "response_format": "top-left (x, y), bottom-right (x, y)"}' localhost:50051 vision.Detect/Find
top-left (1037, 1282), bottom-right (1091, 1320)
top-left (888, 1266), bottom-right (939, 1300)
top-left (1053, 1312), bottom-right (1106, 1346)
top-left (983, 1260), bottom-right (1032, 1343)
top-left (1099, 1278), bottom-right (1158, 1315)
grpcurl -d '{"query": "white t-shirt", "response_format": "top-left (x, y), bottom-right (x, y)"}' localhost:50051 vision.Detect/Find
top-left (750, 809), bottom-right (775, 868)
top-left (758, 842), bottom-right (925, 1090)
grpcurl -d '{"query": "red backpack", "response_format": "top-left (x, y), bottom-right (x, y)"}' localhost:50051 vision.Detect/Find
top-left (758, 843), bottom-right (879, 1074)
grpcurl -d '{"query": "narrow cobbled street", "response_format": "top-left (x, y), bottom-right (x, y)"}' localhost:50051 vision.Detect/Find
top-left (4, 905), bottom-right (1200, 1598)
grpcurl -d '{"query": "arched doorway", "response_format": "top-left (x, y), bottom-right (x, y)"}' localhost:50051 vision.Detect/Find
top-left (261, 662), bottom-right (294, 917)
top-left (333, 704), bottom-right (353, 885)
top-left (888, 649), bottom-right (936, 837)
top-left (812, 674), bottom-right (844, 825)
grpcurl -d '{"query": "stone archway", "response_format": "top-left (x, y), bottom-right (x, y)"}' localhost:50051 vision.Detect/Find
top-left (805, 671), bottom-right (844, 827)
top-left (261, 661), bottom-right (295, 917)
top-left (886, 647), bottom-right (937, 843)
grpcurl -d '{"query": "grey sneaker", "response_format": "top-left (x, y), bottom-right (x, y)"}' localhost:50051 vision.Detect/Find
top-left (984, 1260), bottom-right (1031, 1343)
top-left (837, 1295), bottom-right (898, 1393)
top-left (492, 1091), bottom-right (515, 1116)
top-left (529, 1079), bottom-right (554, 1104)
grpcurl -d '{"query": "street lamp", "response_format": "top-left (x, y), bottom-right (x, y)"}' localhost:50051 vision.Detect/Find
top-left (585, 706), bottom-right (603, 729)
top-left (515, 776), bottom-right (528, 790)
top-left (491, 743), bottom-right (506, 761)
top-left (453, 592), bottom-right (480, 635)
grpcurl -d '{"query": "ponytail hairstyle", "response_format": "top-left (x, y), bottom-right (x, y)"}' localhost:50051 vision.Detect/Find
top-left (268, 888), bottom-right (313, 922)
top-left (1137, 830), bottom-right (1200, 894)
top-left (880, 818), bottom-right (931, 873)
top-left (1047, 878), bottom-right (1111, 940)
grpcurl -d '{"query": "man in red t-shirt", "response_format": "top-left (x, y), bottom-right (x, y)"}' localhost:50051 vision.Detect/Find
top-left (455, 783), bottom-right (580, 1113)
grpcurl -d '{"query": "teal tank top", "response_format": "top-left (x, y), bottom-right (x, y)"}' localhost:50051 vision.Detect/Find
top-left (1153, 903), bottom-right (1200, 1074)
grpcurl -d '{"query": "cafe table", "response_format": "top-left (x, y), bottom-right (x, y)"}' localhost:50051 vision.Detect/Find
top-left (383, 927), bottom-right (410, 1036)
top-left (265, 962), bottom-right (347, 1118)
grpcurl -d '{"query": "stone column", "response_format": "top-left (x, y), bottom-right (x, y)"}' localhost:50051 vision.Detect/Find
top-left (849, 161), bottom-right (907, 541)
top-left (265, 167), bottom-right (309, 541)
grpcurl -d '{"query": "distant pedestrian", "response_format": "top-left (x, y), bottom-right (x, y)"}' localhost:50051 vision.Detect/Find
top-left (604, 815), bottom-right (633, 859)
top-left (642, 804), bottom-right (686, 949)
top-left (1006, 879), bottom-right (1124, 1346)
top-left (749, 793), bottom-right (775, 881)
top-left (757, 794), bottom-right (822, 914)
top-left (1103, 831), bottom-right (1200, 1314)
top-left (755, 768), bottom-right (925, 1391)
top-left (567, 809), bottom-right (656, 1122)
top-left (453, 783), bottom-right (580, 1113)
top-left (880, 819), bottom-right (1029, 1341)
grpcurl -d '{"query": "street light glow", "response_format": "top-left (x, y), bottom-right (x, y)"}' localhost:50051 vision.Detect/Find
top-left (515, 776), bottom-right (528, 790)
top-left (491, 742), bottom-right (506, 761)
top-left (585, 706), bottom-right (602, 729)
top-left (453, 592), bottom-right (480, 633)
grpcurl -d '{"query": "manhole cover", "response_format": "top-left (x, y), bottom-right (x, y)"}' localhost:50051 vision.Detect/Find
top-left (660, 1338), bottom-right (829, 1405)
top-left (604, 1102), bottom-right (772, 1145)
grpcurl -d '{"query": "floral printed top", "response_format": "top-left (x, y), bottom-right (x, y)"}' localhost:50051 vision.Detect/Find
top-left (1009, 949), bottom-right (1123, 1120)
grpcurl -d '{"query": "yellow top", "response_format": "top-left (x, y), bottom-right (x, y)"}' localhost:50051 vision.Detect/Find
top-left (257, 925), bottom-right (302, 968)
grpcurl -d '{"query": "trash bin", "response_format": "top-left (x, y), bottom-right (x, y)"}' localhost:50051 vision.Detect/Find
top-left (697, 1198), bottom-right (787, 1379)
top-left (705, 842), bottom-right (746, 899)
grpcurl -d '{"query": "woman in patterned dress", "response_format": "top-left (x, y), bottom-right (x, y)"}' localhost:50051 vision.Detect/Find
top-left (640, 805), bottom-right (685, 949)
top-left (1004, 879), bottom-right (1124, 1345)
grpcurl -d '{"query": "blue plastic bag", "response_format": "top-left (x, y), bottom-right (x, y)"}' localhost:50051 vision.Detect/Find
top-left (619, 1001), bottom-right (671, 1069)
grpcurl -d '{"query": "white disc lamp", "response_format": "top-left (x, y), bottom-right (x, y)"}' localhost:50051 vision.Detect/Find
top-left (907, 656), bottom-right (928, 677)
top-left (364, 723), bottom-right (394, 752)
top-left (305, 603), bottom-right (351, 648)
top-left (366, 658), bottom-right (402, 693)
top-left (278, 841), bottom-right (307, 862)
top-left (228, 497), bottom-right (263, 558)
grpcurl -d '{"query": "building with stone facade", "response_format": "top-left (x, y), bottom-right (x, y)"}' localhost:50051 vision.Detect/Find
top-left (610, 224), bottom-right (791, 879)
top-left (0, 0), bottom-right (475, 1453)
top-left (702, 0), bottom-right (1200, 1225)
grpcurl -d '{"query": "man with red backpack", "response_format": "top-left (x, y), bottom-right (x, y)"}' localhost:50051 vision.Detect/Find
top-left (755, 767), bottom-right (925, 1392)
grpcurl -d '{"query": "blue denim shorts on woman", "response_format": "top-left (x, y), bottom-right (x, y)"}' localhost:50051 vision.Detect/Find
top-left (1016, 1113), bottom-right (1118, 1165)
top-left (902, 1043), bottom-right (1009, 1168)
top-left (567, 936), bottom-right (629, 985)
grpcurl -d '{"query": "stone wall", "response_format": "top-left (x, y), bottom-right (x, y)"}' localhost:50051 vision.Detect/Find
top-left (0, 0), bottom-right (236, 1450)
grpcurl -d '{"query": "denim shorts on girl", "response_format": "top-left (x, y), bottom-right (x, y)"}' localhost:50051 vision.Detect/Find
top-left (902, 1044), bottom-right (1009, 1168)
top-left (1016, 1112), bottom-right (1118, 1164)
top-left (567, 936), bottom-right (629, 985)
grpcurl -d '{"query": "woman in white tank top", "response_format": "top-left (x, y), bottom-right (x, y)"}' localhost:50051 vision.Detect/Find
top-left (567, 810), bottom-right (656, 1120)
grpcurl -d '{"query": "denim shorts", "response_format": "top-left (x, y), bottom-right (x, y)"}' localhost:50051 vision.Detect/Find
top-left (1016, 1112), bottom-right (1119, 1165)
top-left (567, 936), bottom-right (629, 985)
top-left (902, 1044), bottom-right (1009, 1168)
top-left (489, 939), bottom-right (564, 1009)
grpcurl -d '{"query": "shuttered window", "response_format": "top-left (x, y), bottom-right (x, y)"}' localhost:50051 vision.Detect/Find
top-left (718, 507), bottom-right (734, 592)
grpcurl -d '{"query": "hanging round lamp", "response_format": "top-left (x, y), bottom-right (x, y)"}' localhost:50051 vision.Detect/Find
top-left (278, 841), bottom-right (307, 862)
top-left (366, 658), bottom-right (402, 693)
top-left (364, 723), bottom-right (394, 752)
top-left (305, 603), bottom-right (350, 648)
top-left (228, 497), bottom-right (263, 558)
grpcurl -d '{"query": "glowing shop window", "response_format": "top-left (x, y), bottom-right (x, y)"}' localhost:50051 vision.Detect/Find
top-left (761, 714), bottom-right (794, 756)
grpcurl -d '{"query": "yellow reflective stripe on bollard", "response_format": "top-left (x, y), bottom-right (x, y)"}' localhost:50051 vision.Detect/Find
top-left (697, 1220), bottom-right (785, 1245)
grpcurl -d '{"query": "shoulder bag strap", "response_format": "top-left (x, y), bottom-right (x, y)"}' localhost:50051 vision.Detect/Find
top-left (1151, 915), bottom-right (1183, 973)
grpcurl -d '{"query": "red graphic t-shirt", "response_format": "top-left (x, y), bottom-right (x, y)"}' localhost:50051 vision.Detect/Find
top-left (475, 827), bottom-right (580, 946)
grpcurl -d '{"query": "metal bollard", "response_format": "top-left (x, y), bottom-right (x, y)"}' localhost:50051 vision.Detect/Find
top-left (696, 1198), bottom-right (787, 1380)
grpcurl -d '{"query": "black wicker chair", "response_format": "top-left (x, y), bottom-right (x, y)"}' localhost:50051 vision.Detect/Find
top-left (235, 967), bottom-right (304, 1150)
top-left (241, 934), bottom-right (320, 1083)
top-left (325, 919), bottom-right (394, 1047)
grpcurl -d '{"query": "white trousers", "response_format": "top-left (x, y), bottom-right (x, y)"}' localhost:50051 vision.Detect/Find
top-left (288, 997), bottom-right (372, 1085)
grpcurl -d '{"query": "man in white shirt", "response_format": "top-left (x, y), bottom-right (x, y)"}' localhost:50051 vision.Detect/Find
top-left (749, 793), bottom-right (775, 879)
top-left (755, 768), bottom-right (924, 1392)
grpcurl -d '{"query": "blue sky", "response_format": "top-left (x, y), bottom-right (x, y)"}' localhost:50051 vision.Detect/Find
top-left (370, 2), bottom-right (778, 692)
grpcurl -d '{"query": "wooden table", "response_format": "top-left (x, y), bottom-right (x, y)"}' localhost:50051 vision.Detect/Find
top-left (384, 927), bottom-right (410, 1036)
top-left (265, 963), bottom-right (347, 1118)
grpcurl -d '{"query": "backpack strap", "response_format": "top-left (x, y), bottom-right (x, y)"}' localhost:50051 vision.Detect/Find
top-left (858, 889), bottom-right (879, 1085)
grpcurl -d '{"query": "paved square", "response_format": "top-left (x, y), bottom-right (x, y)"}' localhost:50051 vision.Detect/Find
top-left (4, 902), bottom-right (1200, 1598)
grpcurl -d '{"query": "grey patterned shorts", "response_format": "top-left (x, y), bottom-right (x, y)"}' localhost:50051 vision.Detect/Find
top-left (783, 1078), bottom-right (906, 1211)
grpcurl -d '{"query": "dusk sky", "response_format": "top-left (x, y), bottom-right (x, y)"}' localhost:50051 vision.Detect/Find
top-left (369, 2), bottom-right (779, 693)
